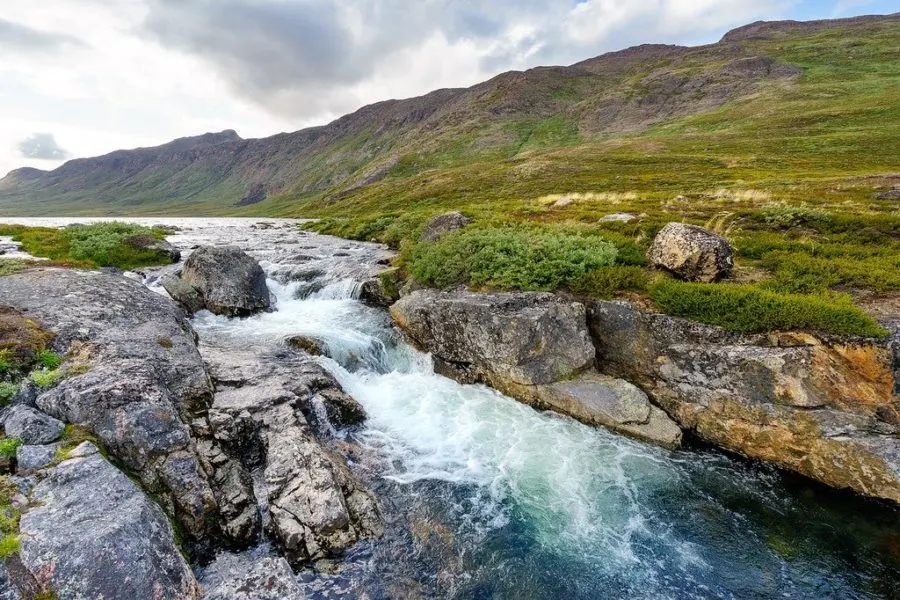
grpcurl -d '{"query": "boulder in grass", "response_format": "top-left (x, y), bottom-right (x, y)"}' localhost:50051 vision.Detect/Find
top-left (648, 222), bottom-right (734, 282)
top-left (419, 212), bottom-right (471, 242)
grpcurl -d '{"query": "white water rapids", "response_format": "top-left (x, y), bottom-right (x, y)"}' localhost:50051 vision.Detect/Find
top-left (3, 217), bottom-right (897, 599)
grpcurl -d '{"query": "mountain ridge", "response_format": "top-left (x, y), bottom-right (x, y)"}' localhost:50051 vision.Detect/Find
top-left (1, 13), bottom-right (898, 216)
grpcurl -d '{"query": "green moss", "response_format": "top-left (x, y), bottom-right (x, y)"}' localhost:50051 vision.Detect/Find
top-left (650, 280), bottom-right (888, 337)
top-left (0, 383), bottom-right (17, 407)
top-left (0, 438), bottom-right (22, 460)
top-left (37, 350), bottom-right (62, 370)
top-left (31, 369), bottom-right (63, 388)
top-left (0, 534), bottom-right (19, 559)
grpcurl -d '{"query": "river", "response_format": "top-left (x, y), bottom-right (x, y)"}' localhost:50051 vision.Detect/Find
top-left (3, 217), bottom-right (898, 599)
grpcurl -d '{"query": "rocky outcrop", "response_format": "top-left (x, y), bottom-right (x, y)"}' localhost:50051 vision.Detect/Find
top-left (648, 222), bottom-right (734, 282)
top-left (0, 268), bottom-right (260, 549)
top-left (170, 246), bottom-right (271, 316)
top-left (125, 234), bottom-right (181, 262)
top-left (589, 299), bottom-right (900, 502)
top-left (204, 346), bottom-right (383, 567)
top-left (391, 290), bottom-right (682, 446)
top-left (18, 442), bottom-right (202, 599)
top-left (419, 212), bottom-right (471, 242)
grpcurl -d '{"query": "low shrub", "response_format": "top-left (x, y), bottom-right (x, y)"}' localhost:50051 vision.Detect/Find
top-left (760, 251), bottom-right (900, 294)
top-left (754, 203), bottom-right (834, 230)
top-left (650, 279), bottom-right (887, 337)
top-left (37, 350), bottom-right (62, 370)
top-left (571, 266), bottom-right (649, 299)
top-left (406, 227), bottom-right (618, 291)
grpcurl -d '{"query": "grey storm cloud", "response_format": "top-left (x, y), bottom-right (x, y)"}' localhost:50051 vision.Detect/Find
top-left (0, 18), bottom-right (85, 53)
top-left (17, 133), bottom-right (71, 160)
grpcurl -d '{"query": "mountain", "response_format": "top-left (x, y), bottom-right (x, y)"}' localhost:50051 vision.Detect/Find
top-left (0, 13), bottom-right (898, 217)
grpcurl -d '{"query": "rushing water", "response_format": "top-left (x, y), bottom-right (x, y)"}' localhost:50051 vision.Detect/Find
top-left (3, 218), bottom-right (899, 599)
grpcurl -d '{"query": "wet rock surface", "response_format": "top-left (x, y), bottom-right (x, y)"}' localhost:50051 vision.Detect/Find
top-left (177, 245), bottom-right (271, 316)
top-left (204, 346), bottom-right (383, 567)
top-left (391, 289), bottom-right (682, 446)
top-left (19, 442), bottom-right (202, 600)
top-left (589, 299), bottom-right (900, 501)
top-left (648, 222), bottom-right (734, 282)
top-left (200, 551), bottom-right (307, 600)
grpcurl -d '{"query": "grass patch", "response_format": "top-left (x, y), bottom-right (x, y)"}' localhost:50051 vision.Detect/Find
top-left (0, 222), bottom-right (175, 270)
top-left (650, 279), bottom-right (887, 337)
top-left (31, 369), bottom-right (63, 388)
top-left (36, 350), bottom-right (62, 370)
top-left (0, 383), bottom-right (17, 407)
top-left (571, 266), bottom-right (650, 299)
top-left (0, 476), bottom-right (20, 559)
top-left (405, 227), bottom-right (617, 290)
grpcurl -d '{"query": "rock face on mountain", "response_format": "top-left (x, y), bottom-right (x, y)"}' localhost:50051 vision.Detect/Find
top-left (648, 223), bottom-right (734, 282)
top-left (203, 346), bottom-right (383, 567)
top-left (589, 300), bottom-right (900, 502)
top-left (167, 246), bottom-right (271, 316)
top-left (17, 442), bottom-right (203, 600)
top-left (391, 290), bottom-right (682, 446)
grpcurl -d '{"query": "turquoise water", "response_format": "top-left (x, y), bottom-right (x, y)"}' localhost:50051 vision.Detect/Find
top-left (192, 278), bottom-right (900, 599)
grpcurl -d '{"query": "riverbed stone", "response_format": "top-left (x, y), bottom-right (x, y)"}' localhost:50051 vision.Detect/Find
top-left (18, 442), bottom-right (202, 599)
top-left (181, 245), bottom-right (271, 316)
top-left (200, 553), bottom-right (305, 600)
top-left (589, 299), bottom-right (900, 502)
top-left (1, 405), bottom-right (63, 445)
top-left (204, 346), bottom-right (382, 567)
top-left (648, 222), bottom-right (734, 282)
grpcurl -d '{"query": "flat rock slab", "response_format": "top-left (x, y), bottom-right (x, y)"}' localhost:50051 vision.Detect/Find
top-left (19, 442), bottom-right (201, 600)
top-left (201, 553), bottom-right (306, 600)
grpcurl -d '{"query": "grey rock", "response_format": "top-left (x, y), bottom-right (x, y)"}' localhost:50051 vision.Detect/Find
top-left (126, 235), bottom-right (181, 262)
top-left (286, 335), bottom-right (328, 356)
top-left (201, 553), bottom-right (305, 600)
top-left (419, 211), bottom-right (471, 242)
top-left (872, 185), bottom-right (900, 200)
top-left (392, 290), bottom-right (595, 386)
top-left (15, 444), bottom-right (59, 472)
top-left (204, 347), bottom-right (382, 567)
top-left (19, 443), bottom-right (202, 599)
top-left (181, 245), bottom-right (271, 316)
top-left (599, 212), bottom-right (637, 222)
top-left (647, 222), bottom-right (734, 282)
top-left (163, 275), bottom-right (206, 314)
top-left (1, 405), bottom-right (63, 445)
top-left (589, 299), bottom-right (900, 502)
top-left (0, 269), bottom-right (258, 547)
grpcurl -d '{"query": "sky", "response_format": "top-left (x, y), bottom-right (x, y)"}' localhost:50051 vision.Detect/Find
top-left (0, 0), bottom-right (896, 177)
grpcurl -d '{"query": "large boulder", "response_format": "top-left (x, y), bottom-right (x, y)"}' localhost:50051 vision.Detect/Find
top-left (204, 346), bottom-right (382, 567)
top-left (589, 299), bottom-right (900, 502)
top-left (0, 269), bottom-right (260, 549)
top-left (648, 222), bottom-right (734, 282)
top-left (178, 246), bottom-right (271, 316)
top-left (18, 442), bottom-right (202, 600)
top-left (419, 211), bottom-right (471, 242)
top-left (391, 290), bottom-right (682, 446)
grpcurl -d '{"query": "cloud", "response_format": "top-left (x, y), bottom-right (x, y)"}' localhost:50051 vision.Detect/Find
top-left (0, 18), bottom-right (85, 53)
top-left (141, 0), bottom-right (792, 120)
top-left (17, 133), bottom-right (71, 160)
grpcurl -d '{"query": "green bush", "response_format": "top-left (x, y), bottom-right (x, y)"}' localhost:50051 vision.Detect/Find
top-left (755, 203), bottom-right (834, 230)
top-left (650, 279), bottom-right (887, 337)
top-left (761, 251), bottom-right (900, 294)
top-left (571, 266), bottom-right (649, 299)
top-left (406, 227), bottom-right (618, 291)
top-left (0, 438), bottom-right (22, 460)
top-left (0, 384), bottom-right (17, 406)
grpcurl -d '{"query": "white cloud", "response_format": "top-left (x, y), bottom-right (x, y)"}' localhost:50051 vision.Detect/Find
top-left (0, 0), bottom-right (810, 178)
